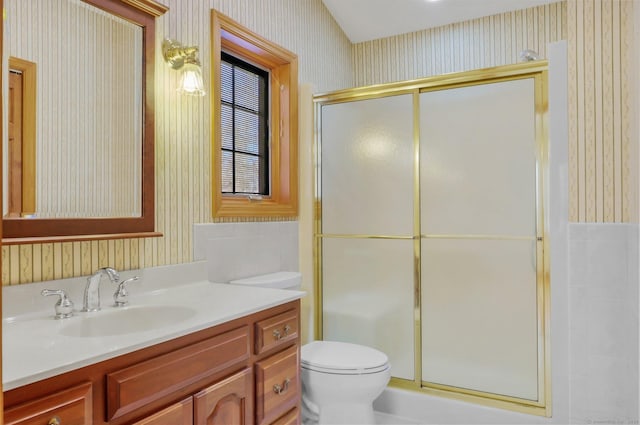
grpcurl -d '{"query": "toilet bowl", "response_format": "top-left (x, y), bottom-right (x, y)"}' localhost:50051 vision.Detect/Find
top-left (301, 340), bottom-right (391, 424)
top-left (229, 272), bottom-right (392, 425)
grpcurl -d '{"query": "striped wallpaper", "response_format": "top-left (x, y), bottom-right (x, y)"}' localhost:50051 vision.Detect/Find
top-left (353, 2), bottom-right (567, 87)
top-left (2, 0), bottom-right (353, 285)
top-left (567, 0), bottom-right (634, 222)
top-left (4, 0), bottom-right (636, 285)
top-left (352, 0), bottom-right (636, 223)
top-left (7, 0), bottom-right (143, 218)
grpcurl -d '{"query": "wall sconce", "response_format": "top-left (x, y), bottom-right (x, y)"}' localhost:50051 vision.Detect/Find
top-left (162, 38), bottom-right (206, 96)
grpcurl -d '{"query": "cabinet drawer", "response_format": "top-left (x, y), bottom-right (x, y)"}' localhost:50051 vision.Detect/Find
top-left (255, 309), bottom-right (299, 355)
top-left (107, 326), bottom-right (250, 421)
top-left (255, 346), bottom-right (300, 425)
top-left (132, 398), bottom-right (193, 425)
top-left (4, 382), bottom-right (92, 425)
top-left (271, 408), bottom-right (300, 425)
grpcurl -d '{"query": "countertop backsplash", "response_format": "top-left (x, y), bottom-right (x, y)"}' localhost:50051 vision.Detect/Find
top-left (193, 222), bottom-right (299, 283)
top-left (3, 261), bottom-right (208, 320)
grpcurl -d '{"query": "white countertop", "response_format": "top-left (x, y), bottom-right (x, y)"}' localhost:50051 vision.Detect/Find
top-left (3, 274), bottom-right (304, 391)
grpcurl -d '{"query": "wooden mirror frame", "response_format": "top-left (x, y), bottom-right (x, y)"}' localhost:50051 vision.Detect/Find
top-left (2, 0), bottom-right (167, 244)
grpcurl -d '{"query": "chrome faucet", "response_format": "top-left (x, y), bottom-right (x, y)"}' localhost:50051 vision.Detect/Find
top-left (83, 267), bottom-right (120, 312)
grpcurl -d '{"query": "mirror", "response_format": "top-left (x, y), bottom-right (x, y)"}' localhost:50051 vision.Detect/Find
top-left (2, 0), bottom-right (167, 241)
top-left (5, 0), bottom-right (143, 219)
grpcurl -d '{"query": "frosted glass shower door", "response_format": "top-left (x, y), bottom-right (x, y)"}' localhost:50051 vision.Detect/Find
top-left (319, 95), bottom-right (414, 236)
top-left (320, 94), bottom-right (415, 380)
top-left (420, 79), bottom-right (541, 400)
top-left (322, 238), bottom-right (415, 380)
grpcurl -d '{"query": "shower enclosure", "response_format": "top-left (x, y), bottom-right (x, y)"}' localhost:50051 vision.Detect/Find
top-left (313, 62), bottom-right (550, 416)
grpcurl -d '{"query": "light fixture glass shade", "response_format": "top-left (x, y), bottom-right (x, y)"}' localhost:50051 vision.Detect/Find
top-left (177, 61), bottom-right (205, 96)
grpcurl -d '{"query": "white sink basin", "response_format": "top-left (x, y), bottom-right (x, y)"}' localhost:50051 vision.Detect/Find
top-left (60, 305), bottom-right (197, 337)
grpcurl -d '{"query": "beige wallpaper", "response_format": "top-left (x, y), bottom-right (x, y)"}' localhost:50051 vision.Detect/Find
top-left (567, 0), bottom-right (634, 222)
top-left (352, 2), bottom-right (567, 87)
top-left (2, 0), bottom-right (353, 285)
top-left (6, 0), bottom-right (634, 284)
top-left (7, 0), bottom-right (143, 218)
top-left (352, 0), bottom-right (637, 223)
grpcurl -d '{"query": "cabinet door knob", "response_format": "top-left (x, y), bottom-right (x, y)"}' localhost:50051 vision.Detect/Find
top-left (273, 324), bottom-right (291, 340)
top-left (48, 416), bottom-right (61, 425)
top-left (273, 378), bottom-right (290, 395)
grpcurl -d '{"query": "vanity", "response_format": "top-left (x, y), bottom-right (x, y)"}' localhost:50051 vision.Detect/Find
top-left (2, 267), bottom-right (304, 425)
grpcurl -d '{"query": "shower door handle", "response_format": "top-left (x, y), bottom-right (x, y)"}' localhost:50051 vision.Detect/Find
top-left (532, 236), bottom-right (542, 271)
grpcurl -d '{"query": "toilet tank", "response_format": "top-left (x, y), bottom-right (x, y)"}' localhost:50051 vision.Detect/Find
top-left (229, 271), bottom-right (302, 290)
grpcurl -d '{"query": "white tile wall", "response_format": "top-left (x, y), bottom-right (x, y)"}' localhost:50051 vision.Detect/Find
top-left (194, 222), bottom-right (299, 283)
top-left (568, 223), bottom-right (639, 423)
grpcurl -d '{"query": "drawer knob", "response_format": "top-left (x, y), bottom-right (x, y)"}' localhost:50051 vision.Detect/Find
top-left (273, 324), bottom-right (292, 340)
top-left (48, 416), bottom-right (61, 425)
top-left (273, 378), bottom-right (290, 395)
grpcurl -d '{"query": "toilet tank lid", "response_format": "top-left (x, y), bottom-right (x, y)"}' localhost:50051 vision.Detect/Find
top-left (301, 341), bottom-right (389, 372)
top-left (229, 271), bottom-right (301, 289)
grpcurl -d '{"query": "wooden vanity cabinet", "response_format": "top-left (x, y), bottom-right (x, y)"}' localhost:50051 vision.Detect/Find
top-left (3, 300), bottom-right (301, 425)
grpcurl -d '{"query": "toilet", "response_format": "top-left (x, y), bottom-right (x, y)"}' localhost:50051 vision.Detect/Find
top-left (300, 340), bottom-right (390, 424)
top-left (229, 272), bottom-right (392, 424)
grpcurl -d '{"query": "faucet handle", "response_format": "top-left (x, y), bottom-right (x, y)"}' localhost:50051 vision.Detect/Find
top-left (41, 289), bottom-right (74, 319)
top-left (113, 276), bottom-right (140, 307)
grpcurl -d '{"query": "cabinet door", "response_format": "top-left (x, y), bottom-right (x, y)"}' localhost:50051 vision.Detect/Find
top-left (132, 398), bottom-right (193, 425)
top-left (194, 368), bottom-right (253, 425)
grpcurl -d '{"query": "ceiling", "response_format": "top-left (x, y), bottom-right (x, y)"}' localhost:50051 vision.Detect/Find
top-left (322, 0), bottom-right (561, 43)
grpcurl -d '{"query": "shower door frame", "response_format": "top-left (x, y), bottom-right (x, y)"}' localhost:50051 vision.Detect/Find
top-left (313, 61), bottom-right (551, 417)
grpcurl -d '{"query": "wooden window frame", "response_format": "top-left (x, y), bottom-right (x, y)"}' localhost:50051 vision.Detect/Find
top-left (211, 10), bottom-right (298, 218)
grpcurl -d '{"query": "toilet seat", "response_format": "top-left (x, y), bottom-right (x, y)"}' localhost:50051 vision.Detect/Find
top-left (301, 341), bottom-right (390, 375)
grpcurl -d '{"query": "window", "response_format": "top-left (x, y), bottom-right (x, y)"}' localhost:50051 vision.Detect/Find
top-left (221, 53), bottom-right (269, 196)
top-left (211, 10), bottom-right (298, 218)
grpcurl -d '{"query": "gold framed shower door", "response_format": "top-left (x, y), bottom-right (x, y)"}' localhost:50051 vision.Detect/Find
top-left (313, 61), bottom-right (550, 417)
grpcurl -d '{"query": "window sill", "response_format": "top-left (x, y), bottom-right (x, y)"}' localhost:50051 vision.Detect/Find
top-left (213, 196), bottom-right (297, 218)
